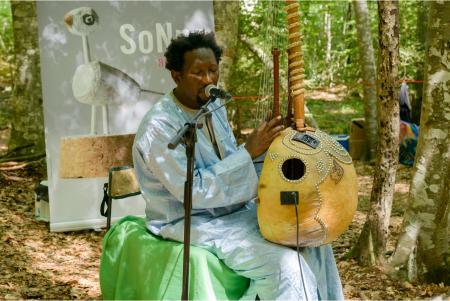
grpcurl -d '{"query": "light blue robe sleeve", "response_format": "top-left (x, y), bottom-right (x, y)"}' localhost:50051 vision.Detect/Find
top-left (134, 115), bottom-right (259, 210)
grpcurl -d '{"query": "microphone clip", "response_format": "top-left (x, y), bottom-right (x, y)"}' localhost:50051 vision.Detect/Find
top-left (205, 84), bottom-right (232, 100)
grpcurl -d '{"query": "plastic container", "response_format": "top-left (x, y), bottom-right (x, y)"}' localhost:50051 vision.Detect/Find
top-left (331, 134), bottom-right (350, 151)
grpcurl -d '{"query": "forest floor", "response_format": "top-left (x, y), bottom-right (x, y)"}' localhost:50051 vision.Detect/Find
top-left (0, 158), bottom-right (449, 300)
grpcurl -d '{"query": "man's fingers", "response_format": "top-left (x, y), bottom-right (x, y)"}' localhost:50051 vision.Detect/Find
top-left (269, 125), bottom-right (284, 139)
top-left (266, 115), bottom-right (282, 129)
top-left (268, 125), bottom-right (284, 134)
top-left (258, 120), bottom-right (268, 131)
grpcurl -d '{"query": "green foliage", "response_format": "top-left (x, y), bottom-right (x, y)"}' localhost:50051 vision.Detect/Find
top-left (0, 0), bottom-right (13, 126)
top-left (230, 0), bottom-right (426, 135)
top-left (302, 1), bottom-right (360, 86)
top-left (307, 95), bottom-right (364, 134)
top-left (237, 0), bottom-right (361, 88)
top-left (0, 0), bottom-right (13, 59)
top-left (233, 0), bottom-right (368, 134)
top-left (0, 0), bottom-right (14, 83)
top-left (398, 1), bottom-right (425, 82)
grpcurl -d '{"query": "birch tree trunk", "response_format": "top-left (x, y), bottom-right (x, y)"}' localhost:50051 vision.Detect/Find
top-left (213, 0), bottom-right (240, 91)
top-left (7, 0), bottom-right (45, 159)
top-left (353, 0), bottom-right (400, 266)
top-left (213, 0), bottom-right (240, 137)
top-left (353, 0), bottom-right (378, 161)
top-left (388, 1), bottom-right (450, 284)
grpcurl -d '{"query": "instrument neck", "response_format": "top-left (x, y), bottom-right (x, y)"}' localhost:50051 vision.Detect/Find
top-left (285, 0), bottom-right (306, 130)
top-left (272, 48), bottom-right (281, 118)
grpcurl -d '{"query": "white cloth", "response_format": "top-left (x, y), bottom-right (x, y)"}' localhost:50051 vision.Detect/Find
top-left (133, 91), bottom-right (344, 300)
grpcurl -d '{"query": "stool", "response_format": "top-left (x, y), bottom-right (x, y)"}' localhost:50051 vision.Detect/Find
top-left (100, 166), bottom-right (140, 230)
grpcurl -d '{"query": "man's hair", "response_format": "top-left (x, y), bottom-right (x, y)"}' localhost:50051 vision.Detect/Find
top-left (164, 31), bottom-right (222, 71)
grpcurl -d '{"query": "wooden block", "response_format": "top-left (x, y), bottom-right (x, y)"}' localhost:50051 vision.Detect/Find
top-left (59, 134), bottom-right (135, 178)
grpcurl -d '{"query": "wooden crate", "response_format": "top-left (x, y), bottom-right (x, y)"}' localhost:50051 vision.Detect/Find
top-left (349, 118), bottom-right (366, 160)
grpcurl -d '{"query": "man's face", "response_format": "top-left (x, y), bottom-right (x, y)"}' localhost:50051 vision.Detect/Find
top-left (171, 47), bottom-right (219, 109)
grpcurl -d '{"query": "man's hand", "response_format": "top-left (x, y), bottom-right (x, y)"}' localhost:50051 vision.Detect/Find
top-left (245, 116), bottom-right (284, 159)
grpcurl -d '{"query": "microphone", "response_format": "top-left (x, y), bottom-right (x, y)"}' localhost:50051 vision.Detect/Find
top-left (205, 84), bottom-right (232, 100)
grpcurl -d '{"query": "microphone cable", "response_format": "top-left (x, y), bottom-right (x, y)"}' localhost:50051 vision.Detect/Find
top-left (197, 98), bottom-right (234, 120)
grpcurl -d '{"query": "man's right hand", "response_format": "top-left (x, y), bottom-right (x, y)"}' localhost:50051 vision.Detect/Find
top-left (245, 116), bottom-right (284, 159)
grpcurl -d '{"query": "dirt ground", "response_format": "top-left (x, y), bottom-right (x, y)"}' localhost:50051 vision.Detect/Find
top-left (0, 159), bottom-right (449, 300)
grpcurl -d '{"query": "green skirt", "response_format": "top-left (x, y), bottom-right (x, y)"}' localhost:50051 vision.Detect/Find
top-left (100, 216), bottom-right (249, 300)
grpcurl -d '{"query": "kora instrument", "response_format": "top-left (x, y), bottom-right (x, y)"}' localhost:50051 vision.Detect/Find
top-left (256, 1), bottom-right (358, 247)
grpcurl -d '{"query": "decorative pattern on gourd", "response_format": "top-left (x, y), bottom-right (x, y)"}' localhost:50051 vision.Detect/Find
top-left (258, 128), bottom-right (358, 247)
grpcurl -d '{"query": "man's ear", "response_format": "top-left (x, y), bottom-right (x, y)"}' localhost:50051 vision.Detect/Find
top-left (171, 70), bottom-right (181, 85)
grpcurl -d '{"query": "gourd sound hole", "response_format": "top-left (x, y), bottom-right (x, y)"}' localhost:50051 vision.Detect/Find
top-left (281, 158), bottom-right (305, 180)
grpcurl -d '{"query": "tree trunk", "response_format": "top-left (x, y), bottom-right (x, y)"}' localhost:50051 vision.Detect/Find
top-left (353, 0), bottom-right (400, 266)
top-left (353, 0), bottom-right (378, 162)
top-left (213, 0), bottom-right (241, 139)
top-left (388, 1), bottom-right (450, 284)
top-left (7, 0), bottom-right (45, 158)
top-left (213, 0), bottom-right (240, 91)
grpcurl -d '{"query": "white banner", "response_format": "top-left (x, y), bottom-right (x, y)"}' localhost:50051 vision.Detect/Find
top-left (36, 1), bottom-right (214, 231)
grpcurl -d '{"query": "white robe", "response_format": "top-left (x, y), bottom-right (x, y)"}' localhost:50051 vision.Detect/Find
top-left (133, 91), bottom-right (344, 300)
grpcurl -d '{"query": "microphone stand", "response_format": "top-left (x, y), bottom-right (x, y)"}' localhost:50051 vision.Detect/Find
top-left (167, 95), bottom-right (217, 301)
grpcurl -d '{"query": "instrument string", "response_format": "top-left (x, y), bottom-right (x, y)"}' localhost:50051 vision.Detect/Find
top-left (255, 0), bottom-right (275, 126)
top-left (254, 0), bottom-right (293, 126)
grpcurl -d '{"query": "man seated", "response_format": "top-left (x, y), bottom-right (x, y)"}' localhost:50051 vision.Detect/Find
top-left (132, 31), bottom-right (344, 300)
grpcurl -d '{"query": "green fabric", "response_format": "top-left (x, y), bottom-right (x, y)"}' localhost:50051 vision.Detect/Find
top-left (100, 216), bottom-right (249, 300)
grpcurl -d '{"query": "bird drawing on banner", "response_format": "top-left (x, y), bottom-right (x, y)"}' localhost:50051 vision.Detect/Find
top-left (64, 7), bottom-right (142, 135)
